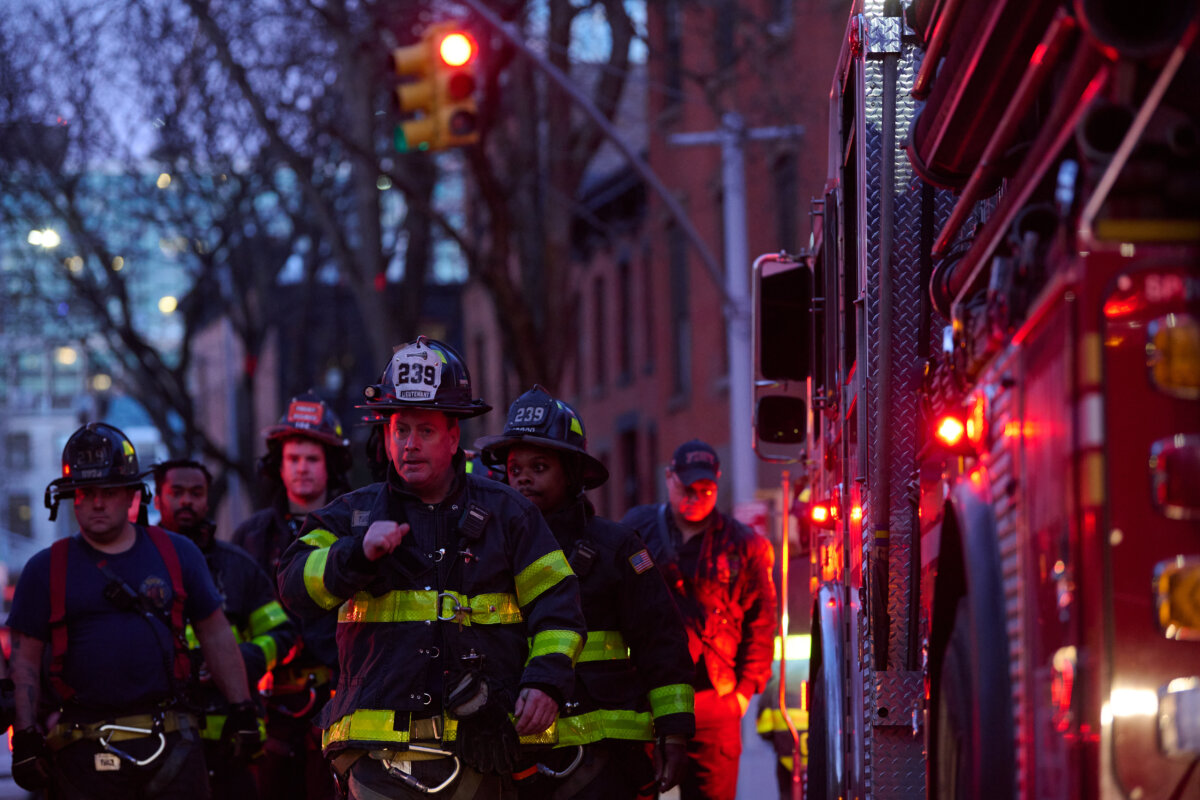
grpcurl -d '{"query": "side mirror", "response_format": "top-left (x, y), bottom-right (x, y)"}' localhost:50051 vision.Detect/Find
top-left (752, 253), bottom-right (812, 462)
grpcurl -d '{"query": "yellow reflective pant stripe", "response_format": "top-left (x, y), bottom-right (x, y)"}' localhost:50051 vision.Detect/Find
top-left (303, 547), bottom-right (342, 610)
top-left (529, 629), bottom-right (584, 663)
top-left (648, 683), bottom-right (695, 718)
top-left (577, 630), bottom-right (628, 662)
top-left (337, 590), bottom-right (523, 625)
top-left (555, 709), bottom-right (654, 746)
top-left (248, 600), bottom-right (289, 638)
top-left (515, 550), bottom-right (574, 606)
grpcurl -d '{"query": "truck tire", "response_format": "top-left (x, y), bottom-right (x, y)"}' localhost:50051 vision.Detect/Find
top-left (934, 602), bottom-right (973, 799)
top-left (807, 662), bottom-right (828, 800)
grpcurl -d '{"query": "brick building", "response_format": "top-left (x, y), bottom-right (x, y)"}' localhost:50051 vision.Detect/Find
top-left (464, 1), bottom-right (847, 521)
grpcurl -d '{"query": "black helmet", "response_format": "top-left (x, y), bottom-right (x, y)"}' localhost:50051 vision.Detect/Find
top-left (359, 336), bottom-right (491, 419)
top-left (475, 385), bottom-right (608, 490)
top-left (264, 391), bottom-right (351, 450)
top-left (44, 422), bottom-right (150, 520)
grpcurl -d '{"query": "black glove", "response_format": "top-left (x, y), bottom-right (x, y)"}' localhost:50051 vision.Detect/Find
top-left (220, 701), bottom-right (263, 763)
top-left (455, 700), bottom-right (520, 775)
top-left (11, 727), bottom-right (51, 791)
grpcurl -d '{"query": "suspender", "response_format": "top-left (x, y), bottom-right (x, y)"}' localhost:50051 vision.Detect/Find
top-left (47, 526), bottom-right (191, 701)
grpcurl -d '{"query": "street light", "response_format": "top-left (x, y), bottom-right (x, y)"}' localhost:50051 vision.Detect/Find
top-left (28, 228), bottom-right (61, 248)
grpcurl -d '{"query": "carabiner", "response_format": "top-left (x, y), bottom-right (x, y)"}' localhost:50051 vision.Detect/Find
top-left (537, 745), bottom-right (584, 778)
top-left (382, 749), bottom-right (461, 794)
top-left (436, 592), bottom-right (465, 622)
top-left (97, 725), bottom-right (166, 767)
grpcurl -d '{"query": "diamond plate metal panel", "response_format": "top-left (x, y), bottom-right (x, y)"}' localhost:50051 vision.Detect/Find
top-left (860, 16), bottom-right (927, 799)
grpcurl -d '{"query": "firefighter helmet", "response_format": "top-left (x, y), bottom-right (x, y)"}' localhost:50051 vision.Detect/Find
top-left (359, 336), bottom-right (491, 419)
top-left (264, 391), bottom-right (351, 450)
top-left (475, 385), bottom-right (608, 490)
top-left (44, 422), bottom-right (150, 520)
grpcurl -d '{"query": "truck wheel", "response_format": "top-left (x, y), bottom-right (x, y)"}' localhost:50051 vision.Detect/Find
top-left (934, 602), bottom-right (973, 799)
top-left (807, 662), bottom-right (828, 800)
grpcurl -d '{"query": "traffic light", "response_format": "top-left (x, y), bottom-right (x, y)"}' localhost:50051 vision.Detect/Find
top-left (431, 26), bottom-right (480, 148)
top-left (390, 23), bottom-right (479, 153)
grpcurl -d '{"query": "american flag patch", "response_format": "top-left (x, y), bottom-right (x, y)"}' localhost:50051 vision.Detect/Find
top-left (351, 510), bottom-right (371, 528)
top-left (629, 549), bottom-right (654, 574)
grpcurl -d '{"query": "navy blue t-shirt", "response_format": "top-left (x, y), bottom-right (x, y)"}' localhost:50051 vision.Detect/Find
top-left (7, 526), bottom-right (223, 711)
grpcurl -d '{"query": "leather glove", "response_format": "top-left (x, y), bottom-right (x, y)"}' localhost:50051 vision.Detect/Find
top-left (455, 701), bottom-right (520, 775)
top-left (654, 734), bottom-right (689, 792)
top-left (220, 701), bottom-right (264, 763)
top-left (11, 727), bottom-right (51, 791)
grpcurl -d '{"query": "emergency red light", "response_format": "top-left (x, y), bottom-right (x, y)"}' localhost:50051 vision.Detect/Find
top-left (811, 501), bottom-right (838, 530)
top-left (850, 505), bottom-right (863, 521)
top-left (438, 32), bottom-right (475, 67)
top-left (936, 416), bottom-right (966, 447)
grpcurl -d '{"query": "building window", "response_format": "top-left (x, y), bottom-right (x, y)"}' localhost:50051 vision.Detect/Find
top-left (5, 432), bottom-right (31, 469)
top-left (7, 493), bottom-right (33, 538)
top-left (715, 1), bottom-right (736, 71)
top-left (774, 150), bottom-right (799, 253)
top-left (617, 257), bottom-right (633, 385)
top-left (642, 242), bottom-right (655, 373)
top-left (16, 352), bottom-right (44, 395)
top-left (668, 223), bottom-right (691, 398)
top-left (593, 275), bottom-right (607, 390)
top-left (664, 0), bottom-right (684, 108)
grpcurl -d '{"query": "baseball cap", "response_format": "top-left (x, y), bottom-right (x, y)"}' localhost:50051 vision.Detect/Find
top-left (670, 439), bottom-right (720, 486)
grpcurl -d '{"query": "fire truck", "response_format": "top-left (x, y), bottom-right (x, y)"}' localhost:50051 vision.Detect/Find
top-left (750, 1), bottom-right (1199, 798)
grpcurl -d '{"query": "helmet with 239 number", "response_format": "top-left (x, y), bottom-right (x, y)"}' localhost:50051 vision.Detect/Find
top-left (359, 336), bottom-right (491, 419)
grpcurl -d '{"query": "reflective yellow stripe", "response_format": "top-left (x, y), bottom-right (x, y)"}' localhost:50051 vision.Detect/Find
top-left (303, 547), bottom-right (342, 610)
top-left (578, 630), bottom-right (628, 662)
top-left (515, 550), bottom-right (573, 606)
top-left (248, 601), bottom-right (289, 638)
top-left (301, 529), bottom-right (338, 549)
top-left (185, 622), bottom-right (244, 650)
top-left (201, 714), bottom-right (267, 742)
top-left (323, 710), bottom-right (556, 749)
top-left (755, 708), bottom-right (809, 735)
top-left (337, 590), bottom-right (523, 625)
top-left (555, 709), bottom-right (654, 745)
top-left (648, 683), bottom-right (695, 719)
top-left (529, 629), bottom-right (584, 663)
top-left (324, 709), bottom-right (411, 747)
top-left (250, 634), bottom-right (279, 671)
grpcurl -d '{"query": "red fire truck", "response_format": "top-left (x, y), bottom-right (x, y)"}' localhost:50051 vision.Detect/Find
top-left (751, 1), bottom-right (1199, 798)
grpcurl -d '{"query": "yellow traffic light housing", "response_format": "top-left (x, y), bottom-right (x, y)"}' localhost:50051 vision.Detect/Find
top-left (431, 27), bottom-right (480, 148)
top-left (390, 23), bottom-right (480, 153)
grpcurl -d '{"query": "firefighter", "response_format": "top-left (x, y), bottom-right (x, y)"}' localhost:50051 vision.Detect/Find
top-left (232, 391), bottom-right (352, 800)
top-left (6, 422), bottom-right (259, 799)
top-left (154, 458), bottom-right (296, 799)
top-left (276, 336), bottom-right (586, 800)
top-left (621, 440), bottom-right (777, 800)
top-left (474, 385), bottom-right (695, 800)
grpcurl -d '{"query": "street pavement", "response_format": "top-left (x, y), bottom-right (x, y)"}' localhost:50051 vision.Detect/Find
top-left (0, 704), bottom-right (782, 799)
